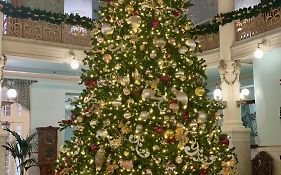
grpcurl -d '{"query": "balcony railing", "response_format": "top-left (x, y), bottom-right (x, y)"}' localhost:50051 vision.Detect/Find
top-left (197, 33), bottom-right (220, 52)
top-left (2, 8), bottom-right (281, 51)
top-left (236, 8), bottom-right (281, 41)
top-left (3, 17), bottom-right (91, 47)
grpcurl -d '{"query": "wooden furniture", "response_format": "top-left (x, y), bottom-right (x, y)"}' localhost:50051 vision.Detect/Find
top-left (37, 126), bottom-right (59, 175)
top-left (252, 151), bottom-right (272, 175)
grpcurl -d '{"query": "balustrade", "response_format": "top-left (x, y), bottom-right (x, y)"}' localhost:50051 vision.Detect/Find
top-left (236, 8), bottom-right (281, 41)
top-left (3, 16), bottom-right (91, 47)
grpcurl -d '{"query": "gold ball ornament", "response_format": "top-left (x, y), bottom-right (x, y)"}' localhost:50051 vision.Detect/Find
top-left (115, 64), bottom-right (121, 70)
top-left (164, 129), bottom-right (174, 139)
top-left (152, 145), bottom-right (160, 151)
top-left (103, 119), bottom-right (111, 126)
top-left (127, 15), bottom-right (142, 32)
top-left (195, 87), bottom-right (205, 97)
top-left (175, 156), bottom-right (183, 164)
top-left (185, 39), bottom-right (197, 50)
top-left (127, 98), bottom-right (134, 104)
top-left (168, 38), bottom-right (176, 45)
top-left (125, 4), bottom-right (134, 13)
top-left (150, 51), bottom-right (157, 59)
top-left (124, 151), bottom-right (130, 157)
top-left (136, 124), bottom-right (143, 132)
top-left (120, 76), bottom-right (130, 86)
top-left (124, 111), bottom-right (132, 119)
top-left (90, 120), bottom-right (97, 127)
top-left (112, 99), bottom-right (122, 107)
top-left (101, 23), bottom-right (114, 35)
top-left (102, 54), bottom-right (112, 64)
top-left (153, 38), bottom-right (166, 48)
top-left (96, 129), bottom-right (109, 140)
top-left (198, 111), bottom-right (207, 123)
top-left (123, 88), bottom-right (131, 96)
top-left (175, 70), bottom-right (186, 81)
top-left (179, 46), bottom-right (188, 54)
top-left (96, 36), bottom-right (104, 43)
top-left (146, 169), bottom-right (152, 174)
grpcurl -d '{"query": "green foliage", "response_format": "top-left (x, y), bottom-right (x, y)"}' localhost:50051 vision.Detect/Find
top-left (0, 0), bottom-right (281, 36)
top-left (2, 128), bottom-right (38, 175)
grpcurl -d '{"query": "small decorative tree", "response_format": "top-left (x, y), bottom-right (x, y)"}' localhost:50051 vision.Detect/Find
top-left (2, 128), bottom-right (38, 175)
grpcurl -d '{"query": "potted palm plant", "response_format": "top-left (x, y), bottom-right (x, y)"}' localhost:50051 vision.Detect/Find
top-left (2, 128), bottom-right (38, 175)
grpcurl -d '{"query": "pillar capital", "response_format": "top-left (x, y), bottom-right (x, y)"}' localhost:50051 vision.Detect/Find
top-left (219, 60), bottom-right (241, 86)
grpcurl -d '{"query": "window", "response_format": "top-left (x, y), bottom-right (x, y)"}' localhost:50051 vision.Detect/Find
top-left (3, 105), bottom-right (11, 116)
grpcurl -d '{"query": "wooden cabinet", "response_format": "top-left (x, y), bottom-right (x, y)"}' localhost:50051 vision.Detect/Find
top-left (37, 126), bottom-right (59, 175)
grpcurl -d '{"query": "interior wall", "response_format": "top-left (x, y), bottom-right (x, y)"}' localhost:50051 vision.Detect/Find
top-left (235, 0), bottom-right (261, 9)
top-left (64, 0), bottom-right (93, 18)
top-left (253, 48), bottom-right (281, 146)
top-left (15, 0), bottom-right (64, 13)
top-left (30, 79), bottom-right (82, 147)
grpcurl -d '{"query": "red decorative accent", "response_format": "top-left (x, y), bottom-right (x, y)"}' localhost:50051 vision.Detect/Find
top-left (134, 88), bottom-right (143, 96)
top-left (172, 10), bottom-right (181, 17)
top-left (91, 144), bottom-right (100, 152)
top-left (168, 137), bottom-right (175, 143)
top-left (200, 169), bottom-right (207, 175)
top-left (62, 120), bottom-right (72, 125)
top-left (151, 20), bottom-right (160, 28)
top-left (155, 126), bottom-right (164, 134)
top-left (132, 10), bottom-right (139, 15)
top-left (169, 99), bottom-right (177, 104)
top-left (103, 0), bottom-right (112, 3)
top-left (182, 111), bottom-right (189, 120)
top-left (159, 75), bottom-right (171, 84)
top-left (220, 134), bottom-right (230, 146)
top-left (84, 79), bottom-right (97, 88)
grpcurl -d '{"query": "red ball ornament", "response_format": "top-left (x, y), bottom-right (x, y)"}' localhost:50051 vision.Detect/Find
top-left (151, 20), bottom-right (160, 28)
top-left (104, 0), bottom-right (112, 3)
top-left (155, 126), bottom-right (164, 134)
top-left (91, 144), bottom-right (100, 152)
top-left (200, 169), bottom-right (207, 175)
top-left (182, 111), bottom-right (189, 120)
top-left (71, 113), bottom-right (78, 120)
top-left (220, 134), bottom-right (230, 146)
top-left (84, 79), bottom-right (97, 88)
top-left (172, 10), bottom-right (181, 16)
top-left (159, 75), bottom-right (171, 84)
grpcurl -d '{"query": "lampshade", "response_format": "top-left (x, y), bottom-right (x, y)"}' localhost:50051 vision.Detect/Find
top-left (7, 88), bottom-right (17, 99)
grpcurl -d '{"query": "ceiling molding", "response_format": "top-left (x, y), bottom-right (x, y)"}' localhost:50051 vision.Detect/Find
top-left (2, 36), bottom-right (89, 63)
top-left (3, 70), bottom-right (80, 82)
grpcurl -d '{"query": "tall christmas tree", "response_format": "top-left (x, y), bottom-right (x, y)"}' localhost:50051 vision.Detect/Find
top-left (57, 0), bottom-right (236, 174)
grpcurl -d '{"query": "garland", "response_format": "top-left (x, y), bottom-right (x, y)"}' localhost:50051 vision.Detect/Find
top-left (0, 0), bottom-right (280, 35)
top-left (0, 1), bottom-right (93, 30)
top-left (190, 0), bottom-right (281, 35)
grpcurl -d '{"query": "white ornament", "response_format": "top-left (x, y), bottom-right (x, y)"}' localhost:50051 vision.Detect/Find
top-left (96, 129), bottom-right (109, 140)
top-left (139, 111), bottom-right (150, 121)
top-left (101, 23), bottom-right (114, 35)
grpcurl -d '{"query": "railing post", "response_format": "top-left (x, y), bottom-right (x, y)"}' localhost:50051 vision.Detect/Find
top-left (218, 0), bottom-right (252, 174)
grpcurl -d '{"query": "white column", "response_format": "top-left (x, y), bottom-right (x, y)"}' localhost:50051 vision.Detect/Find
top-left (0, 129), bottom-right (8, 175)
top-left (0, 9), bottom-right (4, 108)
top-left (218, 0), bottom-right (252, 174)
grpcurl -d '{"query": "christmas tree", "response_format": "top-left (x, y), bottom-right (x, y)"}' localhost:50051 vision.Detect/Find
top-left (57, 0), bottom-right (236, 174)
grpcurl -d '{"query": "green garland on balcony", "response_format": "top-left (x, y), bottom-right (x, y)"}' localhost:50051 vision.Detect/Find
top-left (190, 0), bottom-right (281, 36)
top-left (0, 0), bottom-right (280, 35)
top-left (0, 0), bottom-right (94, 30)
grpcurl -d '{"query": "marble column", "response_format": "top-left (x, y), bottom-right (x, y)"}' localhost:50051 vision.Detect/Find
top-left (0, 129), bottom-right (8, 175)
top-left (218, 0), bottom-right (252, 174)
